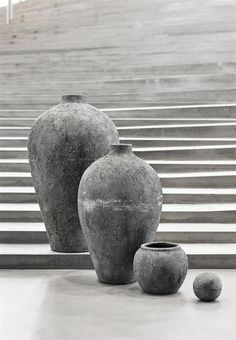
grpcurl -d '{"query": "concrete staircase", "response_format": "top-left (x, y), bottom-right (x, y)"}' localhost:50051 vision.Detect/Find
top-left (0, 104), bottom-right (236, 269)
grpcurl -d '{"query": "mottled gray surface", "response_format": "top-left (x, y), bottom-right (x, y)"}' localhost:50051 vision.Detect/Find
top-left (193, 272), bottom-right (222, 301)
top-left (134, 242), bottom-right (188, 294)
top-left (78, 144), bottom-right (162, 284)
top-left (28, 95), bottom-right (119, 253)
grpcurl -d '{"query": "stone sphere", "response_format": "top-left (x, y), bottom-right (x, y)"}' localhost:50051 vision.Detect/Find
top-left (193, 272), bottom-right (222, 301)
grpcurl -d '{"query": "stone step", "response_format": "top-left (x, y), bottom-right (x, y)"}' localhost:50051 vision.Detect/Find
top-left (0, 187), bottom-right (36, 203)
top-left (1, 186), bottom-right (236, 204)
top-left (2, 145), bottom-right (236, 160)
top-left (0, 148), bottom-right (28, 159)
top-left (134, 145), bottom-right (236, 160)
top-left (0, 137), bottom-right (28, 147)
top-left (163, 188), bottom-right (236, 203)
top-left (3, 122), bottom-right (236, 138)
top-left (1, 203), bottom-right (236, 223)
top-left (0, 243), bottom-right (93, 269)
top-left (160, 171), bottom-right (236, 188)
top-left (0, 242), bottom-right (235, 269)
top-left (0, 222), bottom-right (235, 244)
top-left (0, 173), bottom-right (32, 186)
top-left (3, 137), bottom-right (236, 148)
top-left (2, 159), bottom-right (236, 173)
top-left (1, 104), bottom-right (236, 119)
top-left (121, 137), bottom-right (236, 147)
top-left (118, 122), bottom-right (236, 138)
top-left (0, 223), bottom-right (47, 243)
top-left (0, 159), bottom-right (30, 172)
top-left (157, 223), bottom-right (236, 243)
top-left (1, 171), bottom-right (236, 188)
top-left (1, 117), bottom-right (236, 127)
top-left (150, 160), bottom-right (236, 173)
top-left (0, 127), bottom-right (30, 137)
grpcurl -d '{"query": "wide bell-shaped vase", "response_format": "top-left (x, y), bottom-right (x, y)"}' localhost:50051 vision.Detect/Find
top-left (28, 95), bottom-right (119, 253)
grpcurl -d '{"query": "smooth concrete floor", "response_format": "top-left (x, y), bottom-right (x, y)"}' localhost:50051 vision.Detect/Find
top-left (0, 269), bottom-right (235, 340)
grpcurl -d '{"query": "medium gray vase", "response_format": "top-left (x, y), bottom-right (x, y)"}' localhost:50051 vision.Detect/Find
top-left (28, 95), bottom-right (119, 253)
top-left (134, 242), bottom-right (188, 294)
top-left (78, 144), bottom-right (163, 284)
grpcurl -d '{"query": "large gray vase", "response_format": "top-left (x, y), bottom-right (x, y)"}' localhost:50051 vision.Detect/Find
top-left (28, 95), bottom-right (119, 253)
top-left (78, 144), bottom-right (163, 284)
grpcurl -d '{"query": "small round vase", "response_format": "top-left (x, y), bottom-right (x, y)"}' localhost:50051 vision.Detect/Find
top-left (78, 144), bottom-right (163, 284)
top-left (28, 94), bottom-right (119, 253)
top-left (134, 242), bottom-right (188, 294)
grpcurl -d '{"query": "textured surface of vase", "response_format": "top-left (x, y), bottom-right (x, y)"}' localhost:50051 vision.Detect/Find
top-left (78, 144), bottom-right (163, 284)
top-left (134, 242), bottom-right (188, 294)
top-left (28, 95), bottom-right (119, 252)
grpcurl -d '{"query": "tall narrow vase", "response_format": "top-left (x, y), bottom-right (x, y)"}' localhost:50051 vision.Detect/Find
top-left (78, 144), bottom-right (163, 284)
top-left (28, 95), bottom-right (119, 252)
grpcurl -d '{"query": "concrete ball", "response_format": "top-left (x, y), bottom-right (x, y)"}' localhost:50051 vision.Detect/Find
top-left (193, 272), bottom-right (222, 301)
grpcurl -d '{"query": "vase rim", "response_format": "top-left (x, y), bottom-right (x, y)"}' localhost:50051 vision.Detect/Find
top-left (61, 94), bottom-right (87, 103)
top-left (141, 242), bottom-right (180, 251)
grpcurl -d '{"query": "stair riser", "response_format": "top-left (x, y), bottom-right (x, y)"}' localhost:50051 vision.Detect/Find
top-left (163, 194), bottom-right (236, 204)
top-left (4, 124), bottom-right (236, 138)
top-left (0, 151), bottom-right (28, 159)
top-left (161, 211), bottom-right (236, 223)
top-left (161, 176), bottom-right (236, 188)
top-left (0, 193), bottom-right (37, 203)
top-left (2, 148), bottom-right (236, 161)
top-left (0, 254), bottom-right (94, 269)
top-left (0, 140), bottom-right (28, 147)
top-left (1, 211), bottom-right (236, 223)
top-left (0, 211), bottom-right (42, 222)
top-left (0, 231), bottom-right (48, 243)
top-left (0, 120), bottom-right (34, 127)
top-left (135, 149), bottom-right (236, 161)
top-left (187, 255), bottom-right (236, 269)
top-left (151, 164), bottom-right (236, 173)
top-left (1, 106), bottom-right (236, 119)
top-left (0, 178), bottom-right (32, 186)
top-left (0, 163), bottom-right (30, 172)
top-left (156, 232), bottom-right (236, 243)
top-left (2, 176), bottom-right (236, 187)
top-left (0, 129), bottom-right (30, 137)
top-left (2, 119), bottom-right (236, 127)
top-left (0, 253), bottom-right (234, 269)
top-left (119, 125), bottom-right (236, 138)
top-left (1, 230), bottom-right (235, 244)
top-left (0, 192), bottom-right (234, 204)
top-left (121, 139), bottom-right (236, 147)
top-left (1, 163), bottom-right (236, 173)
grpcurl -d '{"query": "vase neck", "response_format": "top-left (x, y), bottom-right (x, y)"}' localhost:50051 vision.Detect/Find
top-left (110, 144), bottom-right (132, 154)
top-left (61, 94), bottom-right (87, 104)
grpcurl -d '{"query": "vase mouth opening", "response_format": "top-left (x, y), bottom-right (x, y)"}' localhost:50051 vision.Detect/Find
top-left (61, 94), bottom-right (87, 104)
top-left (141, 242), bottom-right (180, 251)
top-left (110, 144), bottom-right (132, 153)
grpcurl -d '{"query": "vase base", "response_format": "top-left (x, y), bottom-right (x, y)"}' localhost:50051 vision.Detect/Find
top-left (97, 277), bottom-right (137, 285)
top-left (50, 242), bottom-right (88, 253)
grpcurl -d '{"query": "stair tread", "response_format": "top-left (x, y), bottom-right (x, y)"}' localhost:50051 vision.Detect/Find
top-left (133, 145), bottom-right (236, 151)
top-left (2, 186), bottom-right (236, 194)
top-left (0, 186), bottom-right (35, 193)
top-left (1, 203), bottom-right (236, 212)
top-left (1, 222), bottom-right (236, 232)
top-left (0, 243), bottom-right (235, 255)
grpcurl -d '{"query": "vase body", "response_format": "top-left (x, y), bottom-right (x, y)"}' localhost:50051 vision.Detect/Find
top-left (134, 242), bottom-right (188, 294)
top-left (28, 95), bottom-right (119, 253)
top-left (78, 144), bottom-right (163, 284)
